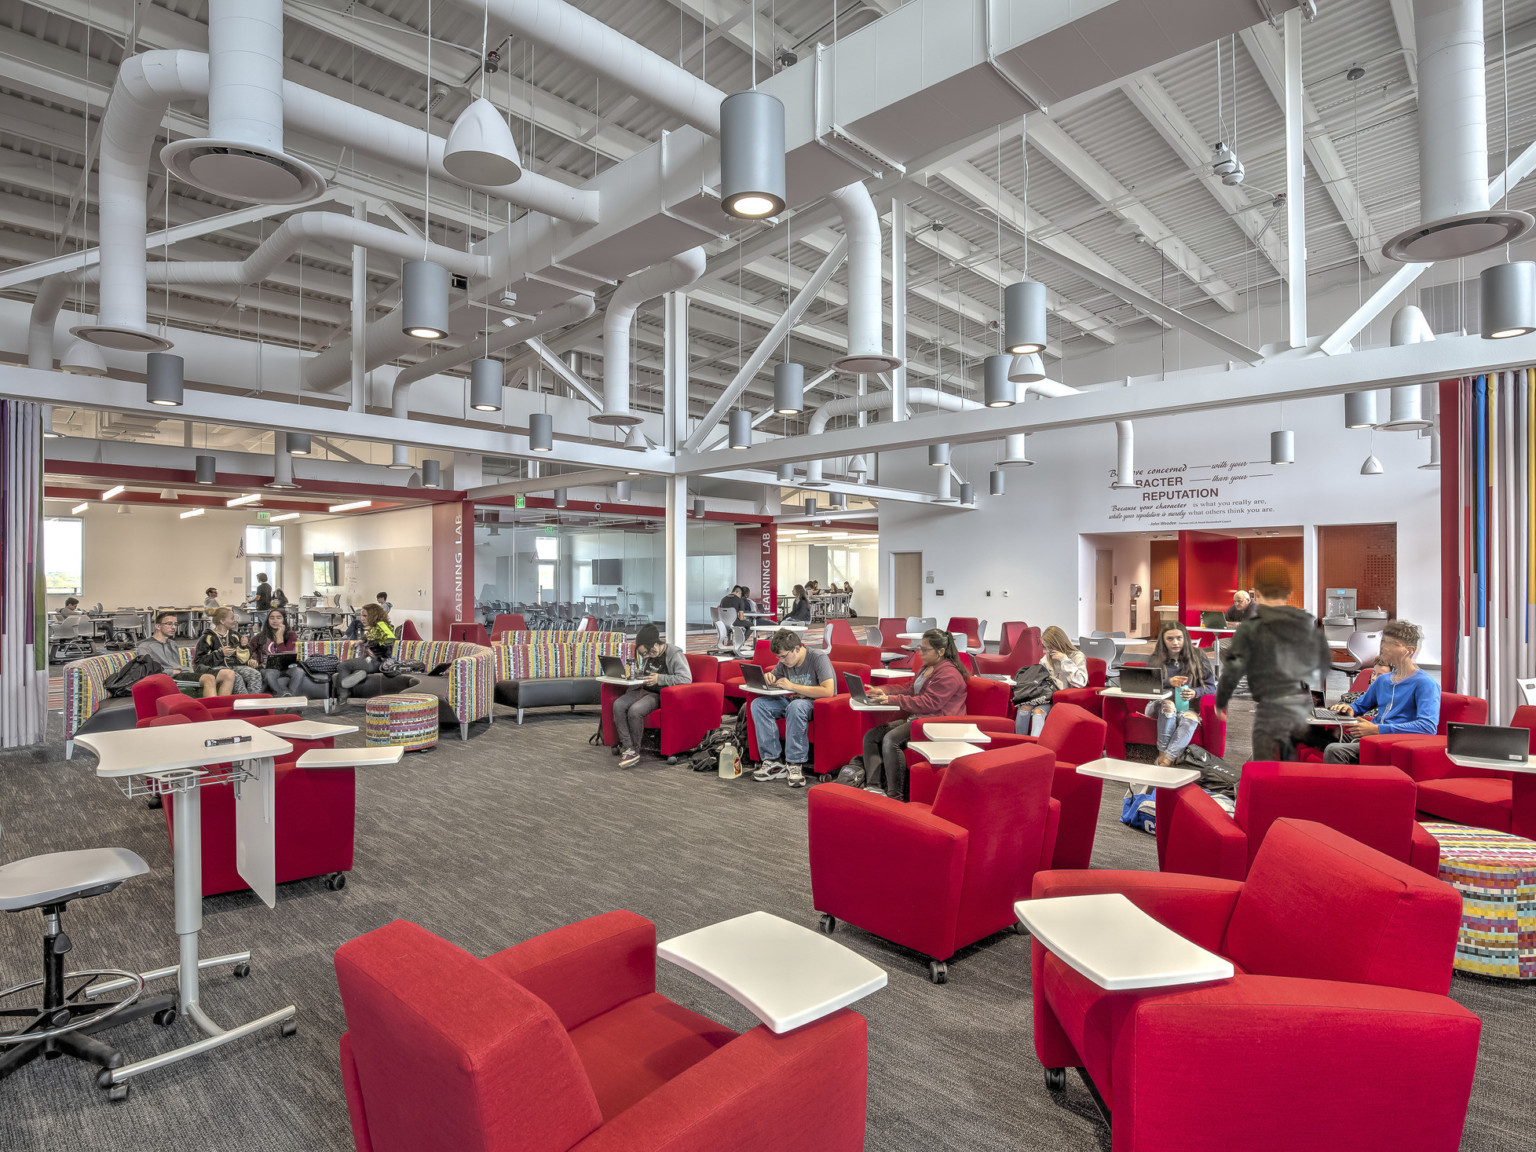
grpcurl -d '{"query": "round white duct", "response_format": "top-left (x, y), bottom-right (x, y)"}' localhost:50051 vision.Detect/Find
top-left (829, 184), bottom-right (901, 373)
top-left (593, 249), bottom-right (706, 425)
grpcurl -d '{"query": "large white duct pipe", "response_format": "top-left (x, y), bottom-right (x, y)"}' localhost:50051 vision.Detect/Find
top-left (1022, 379), bottom-right (1136, 488)
top-left (801, 387), bottom-right (977, 485)
top-left (829, 184), bottom-right (901, 373)
top-left (593, 248), bottom-right (706, 425)
top-left (1383, 0), bottom-right (1532, 259)
top-left (392, 297), bottom-right (597, 399)
top-left (451, 0), bottom-right (726, 135)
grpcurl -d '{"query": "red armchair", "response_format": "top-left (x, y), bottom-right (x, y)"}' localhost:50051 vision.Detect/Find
top-left (809, 743), bottom-right (1060, 982)
top-left (491, 612), bottom-right (529, 639)
top-left (1398, 704), bottom-right (1536, 839)
top-left (974, 625), bottom-right (1040, 676)
top-left (1102, 692), bottom-right (1227, 759)
top-left (827, 643), bottom-right (882, 668)
top-left (1030, 818), bottom-right (1479, 1152)
top-left (945, 616), bottom-right (980, 651)
top-left (1048, 657), bottom-right (1109, 716)
top-left (600, 654), bottom-right (725, 758)
top-left (717, 640), bottom-right (777, 711)
top-left (1358, 692), bottom-right (1490, 768)
top-left (146, 709), bottom-right (354, 896)
top-left (823, 619), bottom-right (859, 648)
top-left (131, 673), bottom-right (272, 722)
top-left (449, 621), bottom-right (492, 646)
top-left (398, 618), bottom-right (423, 642)
top-left (334, 912), bottom-right (869, 1152)
top-left (1155, 761), bottom-right (1441, 881)
top-left (743, 662), bottom-right (870, 777)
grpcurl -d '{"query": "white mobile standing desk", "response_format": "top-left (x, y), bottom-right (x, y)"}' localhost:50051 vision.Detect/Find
top-left (75, 720), bottom-right (298, 1087)
top-left (1015, 893), bottom-right (1234, 990)
top-left (263, 719), bottom-right (358, 741)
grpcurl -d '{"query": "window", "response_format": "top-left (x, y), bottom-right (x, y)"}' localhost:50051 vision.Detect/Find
top-left (534, 535), bottom-right (558, 561)
top-left (245, 525), bottom-right (282, 554)
top-left (43, 517), bottom-right (83, 595)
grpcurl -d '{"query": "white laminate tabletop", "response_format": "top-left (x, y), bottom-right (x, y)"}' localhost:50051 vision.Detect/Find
top-left (596, 676), bottom-right (646, 686)
top-left (778, 624), bottom-right (809, 632)
top-left (1107, 636), bottom-right (1138, 646)
top-left (1099, 687), bottom-right (1172, 701)
top-left (897, 632), bottom-right (925, 639)
top-left (657, 911), bottom-right (886, 1034)
top-left (296, 746), bottom-right (404, 769)
top-left (1448, 752), bottom-right (1536, 774)
top-left (741, 684), bottom-right (792, 697)
top-left (263, 720), bottom-right (359, 740)
top-left (922, 723), bottom-right (993, 743)
top-left (233, 696), bottom-right (313, 711)
top-left (870, 668), bottom-right (914, 679)
top-left (1015, 893), bottom-right (1234, 990)
top-left (908, 740), bottom-right (984, 766)
top-left (77, 720), bottom-right (292, 778)
top-left (850, 700), bottom-right (901, 712)
top-left (1076, 757), bottom-right (1201, 790)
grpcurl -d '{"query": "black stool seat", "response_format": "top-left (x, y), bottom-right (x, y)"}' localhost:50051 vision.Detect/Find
top-left (0, 849), bottom-right (147, 913)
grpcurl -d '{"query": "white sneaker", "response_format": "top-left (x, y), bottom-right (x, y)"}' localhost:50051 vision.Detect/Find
top-left (618, 749), bottom-right (640, 769)
top-left (753, 760), bottom-right (787, 781)
top-left (787, 764), bottom-right (807, 788)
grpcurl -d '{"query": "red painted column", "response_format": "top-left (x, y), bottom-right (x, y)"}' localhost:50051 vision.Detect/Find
top-left (432, 500), bottom-right (473, 640)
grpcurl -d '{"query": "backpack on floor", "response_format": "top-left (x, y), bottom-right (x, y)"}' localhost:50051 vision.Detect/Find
top-left (102, 655), bottom-right (162, 698)
top-left (688, 724), bottom-right (736, 773)
top-left (1179, 744), bottom-right (1241, 796)
top-left (1121, 789), bottom-right (1157, 834)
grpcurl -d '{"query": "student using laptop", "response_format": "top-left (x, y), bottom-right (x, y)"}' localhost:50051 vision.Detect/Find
top-left (1143, 622), bottom-right (1215, 767)
top-left (610, 624), bottom-right (692, 769)
top-left (841, 629), bottom-right (969, 800)
top-left (1322, 620), bottom-right (1438, 763)
top-left (750, 630), bottom-right (837, 789)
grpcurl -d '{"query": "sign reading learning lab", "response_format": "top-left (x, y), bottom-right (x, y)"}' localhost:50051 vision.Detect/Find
top-left (1106, 459), bottom-right (1278, 528)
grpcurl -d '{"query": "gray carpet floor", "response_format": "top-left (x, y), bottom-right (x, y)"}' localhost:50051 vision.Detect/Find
top-left (0, 693), bottom-right (1531, 1150)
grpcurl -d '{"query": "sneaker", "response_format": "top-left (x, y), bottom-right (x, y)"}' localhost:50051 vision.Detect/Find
top-left (618, 749), bottom-right (640, 769)
top-left (787, 764), bottom-right (807, 788)
top-left (339, 669), bottom-right (368, 689)
top-left (753, 760), bottom-right (788, 781)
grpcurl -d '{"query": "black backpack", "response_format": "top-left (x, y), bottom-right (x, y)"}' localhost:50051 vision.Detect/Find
top-left (1179, 744), bottom-right (1241, 795)
top-left (102, 656), bottom-right (164, 698)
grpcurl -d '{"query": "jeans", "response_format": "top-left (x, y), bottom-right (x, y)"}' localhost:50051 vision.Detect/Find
top-left (862, 719), bottom-right (913, 800)
top-left (1323, 741), bottom-right (1363, 764)
top-left (1016, 701), bottom-right (1052, 736)
top-left (751, 695), bottom-right (814, 764)
top-left (612, 687), bottom-right (662, 752)
top-left (1250, 695), bottom-right (1311, 762)
top-left (1144, 699), bottom-right (1199, 757)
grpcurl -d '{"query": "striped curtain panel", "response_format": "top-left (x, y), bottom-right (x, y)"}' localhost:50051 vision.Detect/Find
top-left (1, 400), bottom-right (47, 747)
top-left (1447, 370), bottom-right (1536, 724)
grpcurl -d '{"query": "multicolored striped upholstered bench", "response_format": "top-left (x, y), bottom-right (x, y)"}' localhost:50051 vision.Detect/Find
top-left (1424, 822), bottom-right (1536, 980)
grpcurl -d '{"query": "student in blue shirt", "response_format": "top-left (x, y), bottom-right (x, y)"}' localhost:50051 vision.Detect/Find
top-left (1323, 619), bottom-right (1439, 763)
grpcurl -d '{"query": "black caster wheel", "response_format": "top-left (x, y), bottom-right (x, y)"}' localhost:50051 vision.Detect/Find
top-left (232, 962), bottom-right (251, 979)
top-left (324, 872), bottom-right (347, 891)
top-left (153, 1008), bottom-right (178, 1027)
top-left (1044, 1068), bottom-right (1067, 1092)
top-left (927, 960), bottom-right (948, 985)
top-left (667, 756), bottom-right (678, 764)
top-left (145, 795), bottom-right (163, 810)
top-left (1010, 921), bottom-right (1028, 936)
top-left (280, 1020), bottom-right (298, 1038)
top-left (107, 1083), bottom-right (130, 1103)
top-left (818, 913), bottom-right (837, 934)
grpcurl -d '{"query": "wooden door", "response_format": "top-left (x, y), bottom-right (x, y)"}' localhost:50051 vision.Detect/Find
top-left (892, 552), bottom-right (922, 618)
top-left (1096, 548), bottom-right (1113, 633)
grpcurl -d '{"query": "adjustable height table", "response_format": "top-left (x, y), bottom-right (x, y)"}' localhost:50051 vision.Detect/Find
top-left (75, 720), bottom-right (299, 1087)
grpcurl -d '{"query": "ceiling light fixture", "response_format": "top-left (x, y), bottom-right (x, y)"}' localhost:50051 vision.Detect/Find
top-left (983, 354), bottom-right (1016, 407)
top-left (529, 412), bottom-right (553, 452)
top-left (70, 502), bottom-right (88, 514)
top-left (999, 432), bottom-right (1033, 468)
top-left (624, 425), bottom-right (651, 451)
top-left (719, 90), bottom-right (786, 219)
top-left (1480, 260), bottom-right (1536, 339)
top-left (728, 409), bottom-right (753, 449)
top-left (848, 455), bottom-right (869, 478)
top-left (773, 362), bottom-right (804, 415)
top-left (195, 455), bottom-right (217, 485)
top-left (401, 259), bottom-right (450, 339)
top-left (60, 338), bottom-right (108, 376)
top-left (1003, 281), bottom-right (1047, 355)
top-left (1270, 429), bottom-right (1295, 465)
top-left (388, 445), bottom-right (414, 470)
top-left (227, 493), bottom-right (261, 507)
top-left (469, 357), bottom-right (503, 411)
top-left (615, 480), bottom-right (632, 502)
top-left (692, 497), bottom-right (706, 519)
top-left (777, 462), bottom-right (797, 482)
top-left (1360, 454), bottom-right (1384, 476)
top-left (145, 352), bottom-right (184, 406)
top-left (328, 500), bottom-right (372, 512)
top-left (927, 442), bottom-right (950, 468)
top-left (269, 512), bottom-right (300, 522)
top-left (554, 489), bottom-right (568, 508)
top-left (1007, 353), bottom-right (1046, 384)
top-left (421, 459), bottom-right (442, 489)
top-left (444, 97), bottom-right (523, 185)
top-left (803, 498), bottom-right (818, 517)
top-left (286, 432), bottom-right (312, 455)
top-left (1344, 391), bottom-right (1376, 428)
top-left (102, 485), bottom-right (125, 500)
top-left (958, 482), bottom-right (975, 506)
top-left (179, 507), bottom-right (205, 519)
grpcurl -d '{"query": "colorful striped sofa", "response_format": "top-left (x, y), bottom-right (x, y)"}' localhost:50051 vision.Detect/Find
top-left (63, 647), bottom-right (194, 758)
top-left (288, 640), bottom-right (496, 742)
top-left (493, 632), bottom-right (634, 723)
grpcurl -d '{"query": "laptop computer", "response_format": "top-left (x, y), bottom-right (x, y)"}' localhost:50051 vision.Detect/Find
top-left (598, 655), bottom-right (642, 684)
top-left (1116, 666), bottom-right (1169, 697)
top-left (844, 671), bottom-right (895, 710)
top-left (1446, 723), bottom-right (1531, 768)
top-left (740, 663), bottom-right (790, 695)
top-left (1201, 610), bottom-right (1227, 629)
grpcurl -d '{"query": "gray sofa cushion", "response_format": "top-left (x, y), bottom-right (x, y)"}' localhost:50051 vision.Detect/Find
top-left (494, 677), bottom-right (602, 711)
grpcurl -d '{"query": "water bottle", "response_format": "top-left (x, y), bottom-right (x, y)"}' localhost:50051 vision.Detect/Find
top-left (718, 742), bottom-right (741, 780)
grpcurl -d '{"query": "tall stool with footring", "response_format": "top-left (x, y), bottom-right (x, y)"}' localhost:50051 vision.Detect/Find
top-left (0, 846), bottom-right (178, 1100)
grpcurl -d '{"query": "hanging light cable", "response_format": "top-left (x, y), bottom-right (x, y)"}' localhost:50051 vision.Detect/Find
top-left (1004, 116), bottom-right (1047, 354)
top-left (1481, 0), bottom-right (1536, 338)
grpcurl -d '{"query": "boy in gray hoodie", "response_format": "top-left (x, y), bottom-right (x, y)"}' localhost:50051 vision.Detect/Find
top-left (612, 623), bottom-right (692, 768)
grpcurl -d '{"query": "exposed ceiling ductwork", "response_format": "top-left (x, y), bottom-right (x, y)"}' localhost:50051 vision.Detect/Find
top-left (594, 249), bottom-right (707, 426)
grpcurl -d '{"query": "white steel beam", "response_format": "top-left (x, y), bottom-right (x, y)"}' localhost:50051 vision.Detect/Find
top-left (1283, 7), bottom-right (1307, 348)
top-left (890, 197), bottom-right (909, 422)
top-left (1389, 0), bottom-right (1419, 86)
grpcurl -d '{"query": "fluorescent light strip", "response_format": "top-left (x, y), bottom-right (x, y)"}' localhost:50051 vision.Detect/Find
top-left (328, 500), bottom-right (373, 513)
top-left (226, 493), bottom-right (261, 508)
top-left (102, 485), bottom-right (124, 500)
top-left (179, 508), bottom-right (205, 519)
top-left (70, 502), bottom-right (88, 514)
top-left (268, 512), bottom-right (300, 522)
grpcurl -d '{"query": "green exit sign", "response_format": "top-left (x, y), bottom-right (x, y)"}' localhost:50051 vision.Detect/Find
top-left (514, 495), bottom-right (526, 509)
top-left (544, 525), bottom-right (556, 534)
top-left (256, 510), bottom-right (270, 521)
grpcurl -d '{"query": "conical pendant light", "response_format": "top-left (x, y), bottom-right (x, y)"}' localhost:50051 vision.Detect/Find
top-left (443, 97), bottom-right (523, 186)
top-left (60, 338), bottom-right (107, 376)
top-left (848, 455), bottom-right (869, 477)
top-left (1007, 352), bottom-right (1045, 384)
top-left (1361, 454), bottom-right (1384, 475)
top-left (625, 425), bottom-right (651, 451)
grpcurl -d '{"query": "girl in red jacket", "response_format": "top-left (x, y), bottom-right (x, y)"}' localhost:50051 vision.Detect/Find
top-left (853, 628), bottom-right (970, 799)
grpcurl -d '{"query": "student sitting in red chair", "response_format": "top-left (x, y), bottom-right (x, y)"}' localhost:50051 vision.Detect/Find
top-left (1322, 620), bottom-right (1439, 764)
top-left (847, 628), bottom-right (969, 800)
top-left (1143, 622), bottom-right (1216, 767)
top-left (610, 623), bottom-right (691, 770)
top-left (749, 629), bottom-right (837, 790)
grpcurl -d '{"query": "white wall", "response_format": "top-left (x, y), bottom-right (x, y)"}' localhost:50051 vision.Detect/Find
top-left (297, 506), bottom-right (432, 638)
top-left (43, 502), bottom-right (279, 612)
top-left (876, 393), bottom-right (1441, 662)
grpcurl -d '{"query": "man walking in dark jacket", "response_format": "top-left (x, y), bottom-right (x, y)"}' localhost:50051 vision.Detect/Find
top-left (1215, 560), bottom-right (1332, 762)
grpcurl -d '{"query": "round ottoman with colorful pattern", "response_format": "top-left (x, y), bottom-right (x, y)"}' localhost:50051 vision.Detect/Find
top-left (364, 693), bottom-right (439, 753)
top-left (1423, 822), bottom-right (1536, 980)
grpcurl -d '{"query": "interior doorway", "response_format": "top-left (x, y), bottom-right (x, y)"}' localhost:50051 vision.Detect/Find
top-left (891, 552), bottom-right (922, 618)
top-left (1095, 549), bottom-right (1113, 633)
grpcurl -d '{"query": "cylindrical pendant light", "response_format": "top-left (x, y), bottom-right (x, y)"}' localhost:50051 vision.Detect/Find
top-left (773, 362), bottom-right (804, 415)
top-left (990, 469), bottom-right (1006, 496)
top-left (927, 442), bottom-right (950, 468)
top-left (145, 352), bottom-right (184, 406)
top-left (615, 480), bottom-right (632, 502)
top-left (421, 459), bottom-right (441, 488)
top-left (693, 497), bottom-right (706, 519)
top-left (1381, 384), bottom-right (1431, 430)
top-left (469, 358), bottom-right (502, 411)
top-left (401, 259), bottom-right (450, 339)
top-left (999, 432), bottom-right (1033, 467)
top-left (388, 444), bottom-right (413, 470)
top-left (195, 455), bottom-right (216, 484)
top-left (828, 491), bottom-right (847, 509)
top-left (1420, 428), bottom-right (1442, 470)
top-left (529, 411), bottom-right (554, 452)
top-left (803, 498), bottom-right (818, 517)
top-left (60, 338), bottom-right (108, 376)
top-left (1004, 280), bottom-right (1048, 355)
top-left (1007, 352), bottom-right (1046, 383)
top-left (286, 432), bottom-right (311, 455)
top-left (958, 482), bottom-right (975, 505)
top-left (1270, 429), bottom-right (1295, 465)
top-left (1344, 391), bottom-right (1376, 428)
top-left (554, 488), bottom-right (568, 508)
top-left (777, 462), bottom-right (796, 482)
top-left (719, 90), bottom-right (786, 219)
top-left (983, 354), bottom-right (1016, 408)
top-left (728, 409), bottom-right (753, 449)
top-left (1480, 260), bottom-right (1536, 339)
